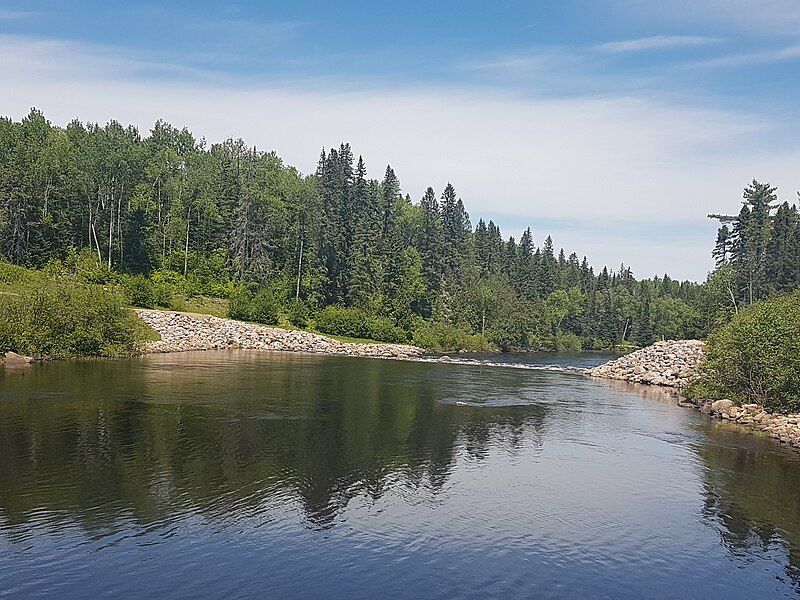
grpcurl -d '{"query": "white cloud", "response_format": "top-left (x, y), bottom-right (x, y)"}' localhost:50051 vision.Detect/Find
top-left (692, 44), bottom-right (800, 68)
top-left (597, 35), bottom-right (721, 53)
top-left (1, 35), bottom-right (798, 280)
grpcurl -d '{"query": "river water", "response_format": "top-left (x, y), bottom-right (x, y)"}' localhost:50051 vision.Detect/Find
top-left (1, 350), bottom-right (799, 599)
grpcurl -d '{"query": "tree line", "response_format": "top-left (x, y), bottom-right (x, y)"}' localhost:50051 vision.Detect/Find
top-left (710, 180), bottom-right (800, 309)
top-left (2, 108), bottom-right (780, 350)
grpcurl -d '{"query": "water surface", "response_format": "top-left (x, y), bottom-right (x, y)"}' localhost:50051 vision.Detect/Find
top-left (1, 351), bottom-right (798, 599)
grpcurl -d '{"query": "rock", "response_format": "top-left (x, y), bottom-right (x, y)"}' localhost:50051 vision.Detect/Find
top-left (589, 340), bottom-right (704, 389)
top-left (3, 352), bottom-right (35, 366)
top-left (134, 309), bottom-right (425, 362)
top-left (711, 399), bottom-right (734, 414)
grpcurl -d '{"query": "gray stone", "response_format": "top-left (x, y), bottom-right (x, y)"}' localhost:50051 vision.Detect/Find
top-left (3, 351), bottom-right (35, 366)
top-left (711, 399), bottom-right (734, 414)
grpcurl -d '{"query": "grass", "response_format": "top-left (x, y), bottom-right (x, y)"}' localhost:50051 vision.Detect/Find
top-left (180, 295), bottom-right (229, 318)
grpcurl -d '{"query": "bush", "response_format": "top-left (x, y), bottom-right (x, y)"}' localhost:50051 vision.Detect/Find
top-left (227, 286), bottom-right (252, 321)
top-left (314, 306), bottom-right (407, 343)
top-left (286, 302), bottom-right (310, 328)
top-left (226, 286), bottom-right (280, 325)
top-left (0, 261), bottom-right (38, 285)
top-left (248, 290), bottom-right (280, 325)
top-left (553, 331), bottom-right (583, 351)
top-left (366, 316), bottom-right (408, 344)
top-left (0, 282), bottom-right (149, 358)
top-left (120, 275), bottom-right (156, 308)
top-left (687, 291), bottom-right (800, 413)
top-left (412, 320), bottom-right (489, 352)
top-left (63, 248), bottom-right (114, 284)
top-left (314, 306), bottom-right (369, 338)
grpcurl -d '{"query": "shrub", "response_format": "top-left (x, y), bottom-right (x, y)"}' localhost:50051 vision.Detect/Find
top-left (286, 302), bottom-right (310, 328)
top-left (120, 275), bottom-right (156, 308)
top-left (0, 282), bottom-right (149, 358)
top-left (314, 306), bottom-right (407, 343)
top-left (366, 316), bottom-right (408, 344)
top-left (248, 290), bottom-right (280, 325)
top-left (686, 290), bottom-right (800, 413)
top-left (63, 248), bottom-right (114, 284)
top-left (314, 306), bottom-right (369, 338)
top-left (227, 286), bottom-right (252, 321)
top-left (412, 320), bottom-right (489, 352)
top-left (226, 286), bottom-right (280, 325)
top-left (0, 261), bottom-right (38, 285)
top-left (553, 331), bottom-right (583, 351)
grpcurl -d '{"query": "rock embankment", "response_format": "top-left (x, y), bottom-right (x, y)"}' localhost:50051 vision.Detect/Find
top-left (135, 309), bottom-right (424, 360)
top-left (680, 398), bottom-right (800, 451)
top-left (589, 340), bottom-right (705, 388)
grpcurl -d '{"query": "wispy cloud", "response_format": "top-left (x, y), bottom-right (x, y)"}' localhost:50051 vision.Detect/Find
top-left (692, 44), bottom-right (800, 68)
top-left (185, 17), bottom-right (306, 39)
top-left (597, 35), bottom-right (722, 53)
top-left (0, 9), bottom-right (36, 20)
top-left (466, 51), bottom-right (572, 73)
top-left (468, 56), bottom-right (549, 72)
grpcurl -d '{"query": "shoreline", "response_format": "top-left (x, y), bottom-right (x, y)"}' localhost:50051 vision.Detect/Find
top-left (135, 309), bottom-right (425, 361)
top-left (7, 312), bottom-right (799, 452)
top-left (588, 339), bottom-right (800, 452)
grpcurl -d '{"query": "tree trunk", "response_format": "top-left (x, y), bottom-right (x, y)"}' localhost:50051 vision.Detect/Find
top-left (183, 205), bottom-right (191, 276)
top-left (108, 196), bottom-right (114, 269)
top-left (295, 237), bottom-right (304, 302)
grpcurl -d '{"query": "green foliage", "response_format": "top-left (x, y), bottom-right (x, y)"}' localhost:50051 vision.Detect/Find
top-left (120, 275), bottom-right (157, 308)
top-left (226, 286), bottom-right (280, 325)
top-left (314, 306), bottom-right (407, 343)
top-left (553, 331), bottom-right (583, 351)
top-left (286, 302), bottom-right (310, 328)
top-left (227, 286), bottom-right (252, 321)
top-left (0, 281), bottom-right (148, 358)
top-left (687, 291), bottom-right (800, 412)
top-left (710, 180), bottom-right (800, 305)
top-left (0, 261), bottom-right (39, 285)
top-left (63, 248), bottom-right (114, 284)
top-left (249, 291), bottom-right (281, 325)
top-left (411, 320), bottom-right (489, 352)
top-left (2, 108), bottom-right (740, 352)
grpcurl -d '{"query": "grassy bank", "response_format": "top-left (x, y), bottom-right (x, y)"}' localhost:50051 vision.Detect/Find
top-left (0, 266), bottom-right (154, 359)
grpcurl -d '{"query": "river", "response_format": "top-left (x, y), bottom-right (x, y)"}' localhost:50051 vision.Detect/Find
top-left (1, 350), bottom-right (799, 599)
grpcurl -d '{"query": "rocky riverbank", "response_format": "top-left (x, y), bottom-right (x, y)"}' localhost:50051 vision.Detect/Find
top-left (680, 397), bottom-right (800, 451)
top-left (135, 309), bottom-right (425, 360)
top-left (589, 339), bottom-right (800, 452)
top-left (588, 340), bottom-right (705, 388)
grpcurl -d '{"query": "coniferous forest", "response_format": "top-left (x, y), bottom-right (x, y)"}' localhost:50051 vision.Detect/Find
top-left (2, 109), bottom-right (799, 351)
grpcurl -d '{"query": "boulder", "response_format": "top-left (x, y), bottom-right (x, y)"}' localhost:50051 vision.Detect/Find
top-left (3, 352), bottom-right (35, 366)
top-left (711, 399), bottom-right (735, 414)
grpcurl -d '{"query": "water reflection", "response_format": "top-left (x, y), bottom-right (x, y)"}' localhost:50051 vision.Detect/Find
top-left (696, 431), bottom-right (800, 589)
top-left (0, 352), bottom-right (554, 532)
top-left (1, 351), bottom-right (799, 598)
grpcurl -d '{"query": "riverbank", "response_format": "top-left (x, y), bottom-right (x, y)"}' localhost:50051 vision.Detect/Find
top-left (588, 340), bottom-right (705, 388)
top-left (589, 339), bottom-right (800, 451)
top-left (135, 309), bottom-right (425, 360)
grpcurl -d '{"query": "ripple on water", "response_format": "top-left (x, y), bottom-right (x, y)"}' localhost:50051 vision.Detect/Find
top-left (0, 352), bottom-right (799, 598)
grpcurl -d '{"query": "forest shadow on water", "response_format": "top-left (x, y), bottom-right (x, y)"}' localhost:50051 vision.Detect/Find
top-left (1, 351), bottom-right (799, 599)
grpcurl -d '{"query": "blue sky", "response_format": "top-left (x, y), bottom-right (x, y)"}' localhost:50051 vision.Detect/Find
top-left (2, 0), bottom-right (800, 280)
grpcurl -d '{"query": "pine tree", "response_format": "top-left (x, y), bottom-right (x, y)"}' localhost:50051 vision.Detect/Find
top-left (765, 201), bottom-right (800, 292)
top-left (417, 187), bottom-right (443, 314)
top-left (712, 224), bottom-right (732, 266)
